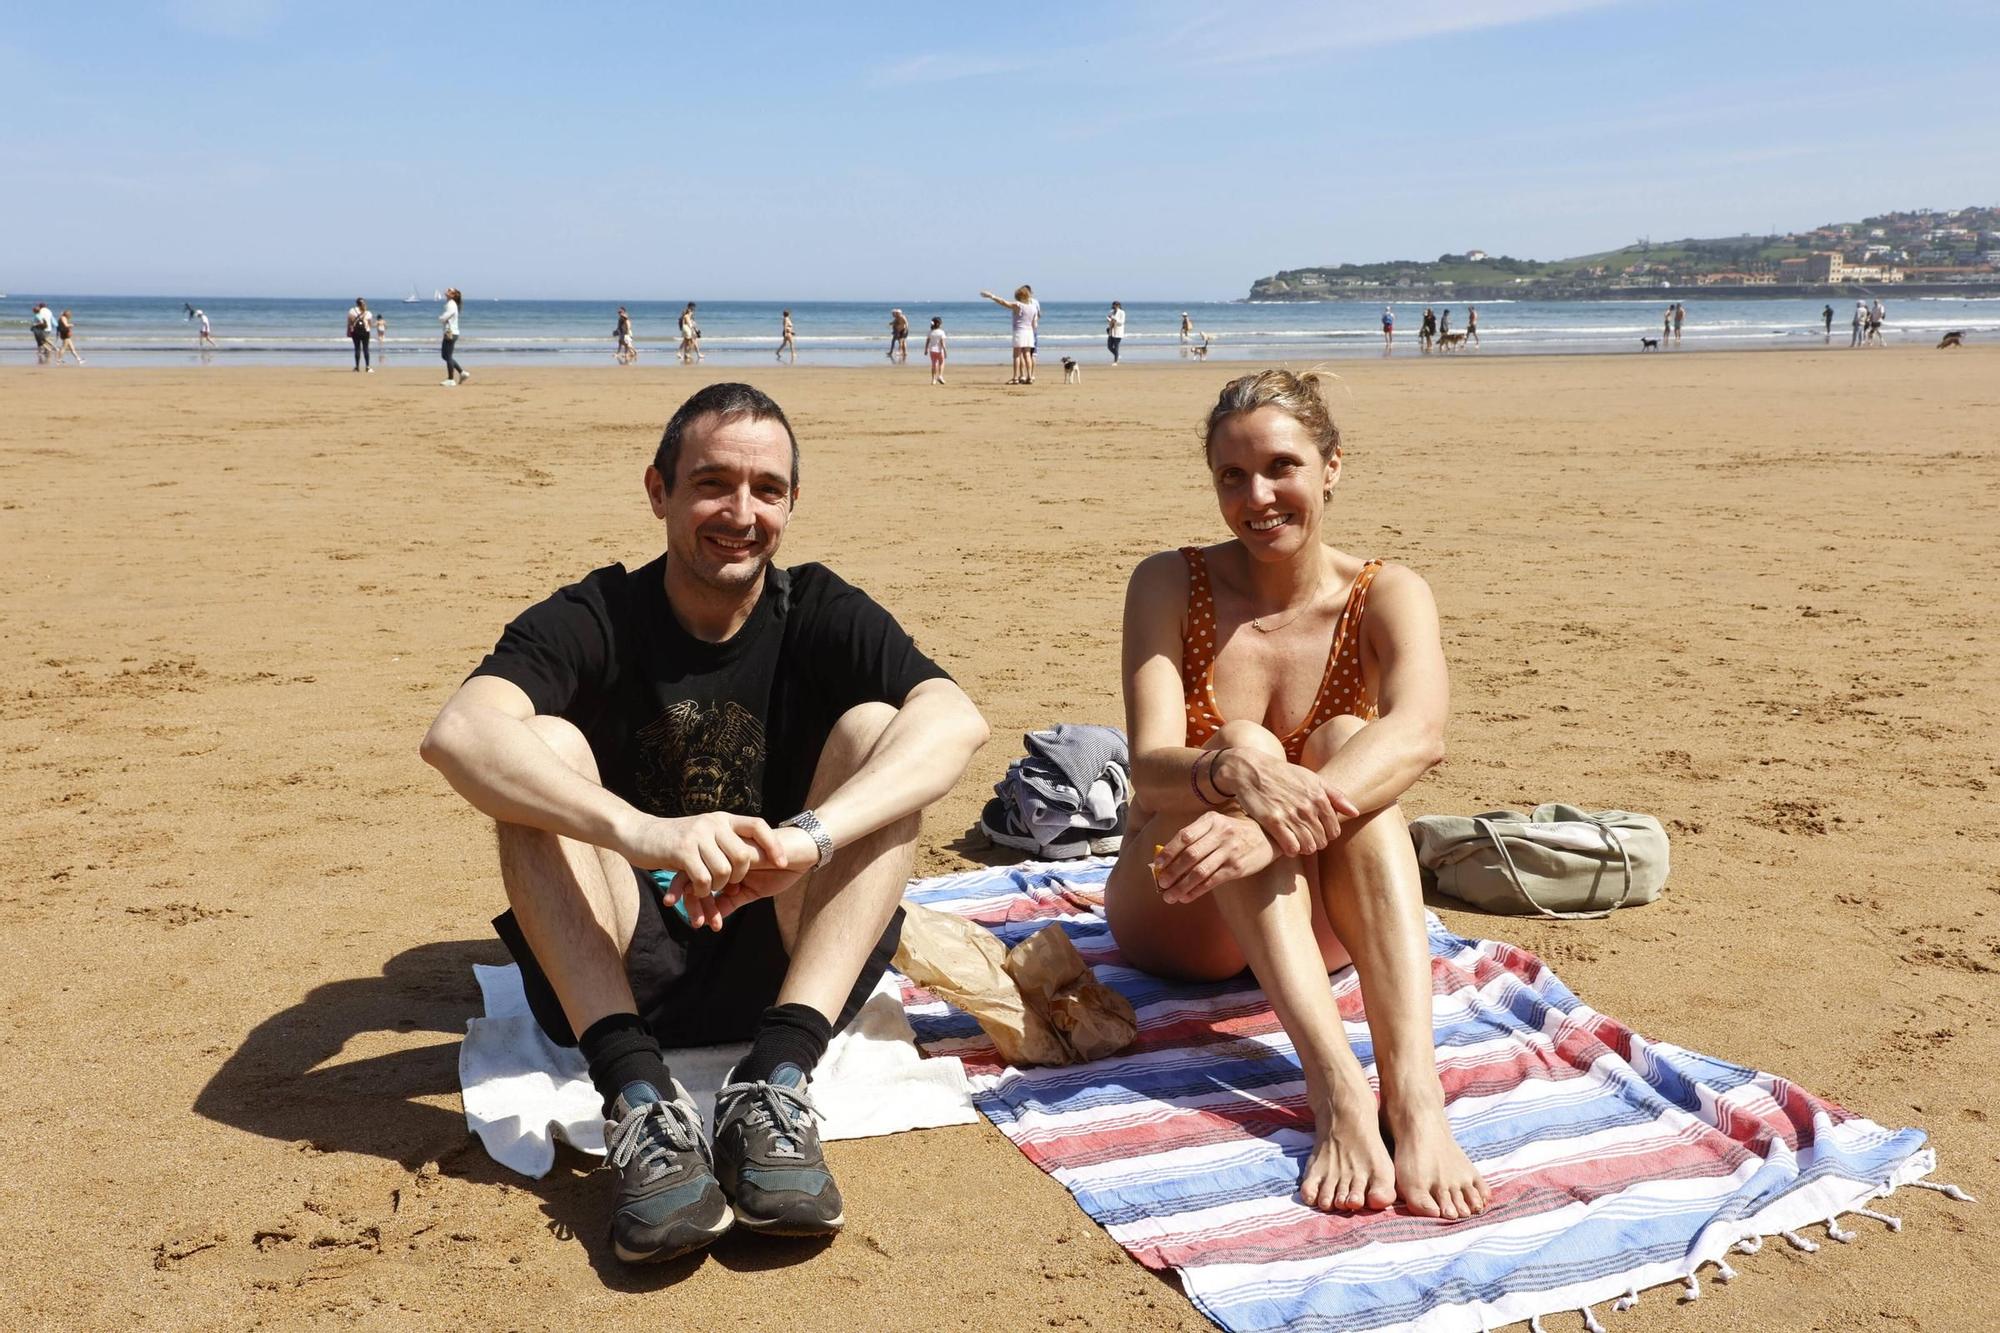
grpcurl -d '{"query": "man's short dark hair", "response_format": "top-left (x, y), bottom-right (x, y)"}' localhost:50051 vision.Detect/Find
top-left (653, 382), bottom-right (800, 492)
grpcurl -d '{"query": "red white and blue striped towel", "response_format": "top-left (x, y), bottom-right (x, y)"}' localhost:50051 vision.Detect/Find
top-left (900, 859), bottom-right (1940, 1333)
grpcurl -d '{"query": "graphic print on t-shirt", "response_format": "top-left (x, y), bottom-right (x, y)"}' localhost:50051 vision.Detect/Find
top-left (631, 699), bottom-right (766, 817)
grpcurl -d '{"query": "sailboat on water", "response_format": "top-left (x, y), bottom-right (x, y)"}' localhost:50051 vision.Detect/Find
top-left (402, 284), bottom-right (421, 304)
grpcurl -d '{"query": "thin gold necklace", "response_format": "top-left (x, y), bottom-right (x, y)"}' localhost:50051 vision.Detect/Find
top-left (1248, 575), bottom-right (1325, 634)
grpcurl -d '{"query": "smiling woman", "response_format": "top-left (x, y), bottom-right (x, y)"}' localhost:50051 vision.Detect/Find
top-left (1104, 368), bottom-right (1489, 1223)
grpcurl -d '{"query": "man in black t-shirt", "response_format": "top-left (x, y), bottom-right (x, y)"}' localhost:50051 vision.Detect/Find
top-left (421, 383), bottom-right (989, 1265)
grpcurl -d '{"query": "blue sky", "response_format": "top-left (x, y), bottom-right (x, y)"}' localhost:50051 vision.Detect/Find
top-left (8, 1), bottom-right (1998, 300)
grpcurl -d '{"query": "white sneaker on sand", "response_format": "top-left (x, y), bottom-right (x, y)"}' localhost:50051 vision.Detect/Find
top-left (457, 372), bottom-right (470, 384)
top-left (439, 379), bottom-right (457, 387)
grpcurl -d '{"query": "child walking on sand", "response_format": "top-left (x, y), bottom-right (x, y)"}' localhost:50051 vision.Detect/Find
top-left (926, 316), bottom-right (947, 384)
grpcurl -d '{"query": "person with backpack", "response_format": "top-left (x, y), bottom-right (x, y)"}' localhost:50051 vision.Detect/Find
top-left (347, 298), bottom-right (373, 372)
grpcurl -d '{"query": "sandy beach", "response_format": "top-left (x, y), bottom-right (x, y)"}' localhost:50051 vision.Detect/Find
top-left (3, 350), bottom-right (1995, 1331)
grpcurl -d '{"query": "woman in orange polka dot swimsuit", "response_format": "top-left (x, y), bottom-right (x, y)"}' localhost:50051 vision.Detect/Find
top-left (1105, 369), bottom-right (1488, 1222)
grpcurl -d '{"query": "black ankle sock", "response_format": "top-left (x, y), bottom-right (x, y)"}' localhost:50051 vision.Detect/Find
top-left (578, 1013), bottom-right (672, 1115)
top-left (736, 1003), bottom-right (834, 1084)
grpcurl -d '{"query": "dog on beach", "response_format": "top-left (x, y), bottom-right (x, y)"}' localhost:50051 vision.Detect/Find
top-left (1640, 336), bottom-right (1660, 351)
top-left (1190, 333), bottom-right (1212, 361)
top-left (1061, 356), bottom-right (1080, 383)
top-left (1936, 330), bottom-right (1966, 349)
top-left (1438, 332), bottom-right (1467, 352)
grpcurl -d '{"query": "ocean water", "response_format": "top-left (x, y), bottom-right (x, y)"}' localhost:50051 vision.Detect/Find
top-left (13, 294), bottom-right (1998, 367)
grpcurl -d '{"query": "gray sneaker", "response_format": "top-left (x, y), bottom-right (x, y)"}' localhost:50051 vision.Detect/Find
top-left (712, 1065), bottom-right (844, 1235)
top-left (603, 1079), bottom-right (733, 1263)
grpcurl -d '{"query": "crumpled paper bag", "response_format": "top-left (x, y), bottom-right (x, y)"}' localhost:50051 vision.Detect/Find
top-left (894, 901), bottom-right (1138, 1066)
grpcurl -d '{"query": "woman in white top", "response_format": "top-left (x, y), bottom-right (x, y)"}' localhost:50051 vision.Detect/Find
top-left (980, 284), bottom-right (1040, 384)
top-left (925, 316), bottom-right (947, 385)
top-left (1106, 300), bottom-right (1126, 365)
top-left (439, 288), bottom-right (468, 386)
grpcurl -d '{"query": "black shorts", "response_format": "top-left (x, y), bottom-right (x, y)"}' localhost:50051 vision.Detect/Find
top-left (494, 867), bottom-right (904, 1049)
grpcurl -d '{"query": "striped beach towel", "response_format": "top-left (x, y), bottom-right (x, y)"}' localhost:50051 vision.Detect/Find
top-left (900, 859), bottom-right (1945, 1333)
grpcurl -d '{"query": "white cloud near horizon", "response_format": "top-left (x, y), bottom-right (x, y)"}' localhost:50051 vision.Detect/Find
top-left (870, 0), bottom-right (1627, 86)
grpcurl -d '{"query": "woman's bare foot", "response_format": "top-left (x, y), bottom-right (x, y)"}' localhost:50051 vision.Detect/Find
top-left (1298, 1076), bottom-right (1397, 1212)
top-left (1383, 1082), bottom-right (1487, 1220)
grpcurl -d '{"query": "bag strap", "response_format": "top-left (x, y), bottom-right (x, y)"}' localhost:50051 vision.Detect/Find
top-left (1472, 816), bottom-right (1633, 921)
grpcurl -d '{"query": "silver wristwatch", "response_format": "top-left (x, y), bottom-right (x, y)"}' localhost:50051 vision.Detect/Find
top-left (781, 809), bottom-right (836, 868)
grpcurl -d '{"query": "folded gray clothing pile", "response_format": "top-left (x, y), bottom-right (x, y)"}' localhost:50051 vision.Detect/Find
top-left (979, 724), bottom-right (1131, 860)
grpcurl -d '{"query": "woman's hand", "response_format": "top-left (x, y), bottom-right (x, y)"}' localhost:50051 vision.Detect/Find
top-left (1151, 811), bottom-right (1278, 904)
top-left (1213, 749), bottom-right (1360, 856)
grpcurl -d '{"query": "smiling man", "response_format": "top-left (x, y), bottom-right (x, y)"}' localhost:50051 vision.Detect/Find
top-left (421, 382), bottom-right (989, 1264)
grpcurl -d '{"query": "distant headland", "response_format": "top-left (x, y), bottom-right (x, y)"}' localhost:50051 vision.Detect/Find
top-left (1248, 204), bottom-right (2000, 301)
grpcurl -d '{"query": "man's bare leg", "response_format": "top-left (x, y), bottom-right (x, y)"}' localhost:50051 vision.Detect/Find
top-left (1305, 715), bottom-right (1489, 1220)
top-left (494, 715), bottom-right (641, 1041)
top-left (770, 702), bottom-right (916, 1020)
top-left (1105, 720), bottom-right (1395, 1213)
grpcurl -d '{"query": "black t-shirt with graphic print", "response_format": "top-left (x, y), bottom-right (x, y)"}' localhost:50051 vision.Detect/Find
top-left (471, 556), bottom-right (950, 822)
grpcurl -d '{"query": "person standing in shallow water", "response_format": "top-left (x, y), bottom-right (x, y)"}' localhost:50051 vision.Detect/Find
top-left (1106, 369), bottom-right (1490, 1221)
top-left (347, 297), bottom-right (373, 372)
top-left (439, 288), bottom-right (469, 386)
top-left (776, 309), bottom-right (796, 364)
top-left (888, 309), bottom-right (909, 363)
top-left (980, 284), bottom-right (1040, 385)
top-left (1107, 301), bottom-right (1126, 364)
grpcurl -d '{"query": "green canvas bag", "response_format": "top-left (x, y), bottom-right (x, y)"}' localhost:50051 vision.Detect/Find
top-left (1408, 804), bottom-right (1669, 920)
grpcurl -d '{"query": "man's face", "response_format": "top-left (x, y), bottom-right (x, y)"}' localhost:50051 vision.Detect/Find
top-left (647, 413), bottom-right (796, 593)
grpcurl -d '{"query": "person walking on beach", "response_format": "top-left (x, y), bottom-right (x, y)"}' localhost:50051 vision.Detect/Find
top-left (1822, 304), bottom-right (1834, 339)
top-left (1662, 305), bottom-right (1673, 344)
top-left (29, 302), bottom-right (56, 364)
top-left (195, 308), bottom-right (217, 350)
top-left (347, 297), bottom-right (374, 372)
top-left (419, 381), bottom-right (990, 1265)
top-left (888, 309), bottom-right (909, 364)
top-left (615, 307), bottom-right (637, 365)
top-left (55, 309), bottom-right (84, 365)
top-left (1108, 368), bottom-right (1490, 1223)
top-left (1465, 305), bottom-right (1479, 348)
top-left (776, 310), bottom-right (795, 364)
top-left (1672, 302), bottom-right (1685, 345)
top-left (1107, 301), bottom-right (1126, 365)
top-left (1419, 307), bottom-right (1435, 353)
top-left (439, 288), bottom-right (469, 386)
top-left (1438, 309), bottom-right (1451, 342)
top-left (1868, 298), bottom-right (1886, 346)
top-left (926, 316), bottom-right (948, 384)
top-left (1850, 300), bottom-right (1866, 348)
top-left (677, 303), bottom-right (698, 364)
top-left (980, 284), bottom-right (1040, 385)
top-left (375, 311), bottom-right (389, 361)
top-left (1180, 311), bottom-right (1193, 357)
top-left (1380, 305), bottom-right (1394, 351)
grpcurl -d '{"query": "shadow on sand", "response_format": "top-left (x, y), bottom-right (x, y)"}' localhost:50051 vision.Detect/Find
top-left (191, 937), bottom-right (828, 1284)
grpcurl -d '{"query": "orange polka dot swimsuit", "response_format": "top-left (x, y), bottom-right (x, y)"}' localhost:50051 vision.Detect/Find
top-left (1179, 546), bottom-right (1383, 762)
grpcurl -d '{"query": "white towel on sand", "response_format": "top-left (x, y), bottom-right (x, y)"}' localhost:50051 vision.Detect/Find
top-left (459, 963), bottom-right (977, 1179)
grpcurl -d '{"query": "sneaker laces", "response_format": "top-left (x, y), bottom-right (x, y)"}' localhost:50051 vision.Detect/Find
top-left (607, 1095), bottom-right (704, 1178)
top-left (717, 1078), bottom-right (819, 1157)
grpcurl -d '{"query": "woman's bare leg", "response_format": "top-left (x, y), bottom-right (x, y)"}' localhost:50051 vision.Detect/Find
top-left (1304, 716), bottom-right (1488, 1219)
top-left (1106, 720), bottom-right (1395, 1212)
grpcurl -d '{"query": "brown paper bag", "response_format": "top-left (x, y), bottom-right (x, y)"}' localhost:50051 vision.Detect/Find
top-left (894, 901), bottom-right (1137, 1067)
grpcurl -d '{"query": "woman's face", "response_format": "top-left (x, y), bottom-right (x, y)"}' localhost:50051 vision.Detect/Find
top-left (1207, 407), bottom-right (1337, 560)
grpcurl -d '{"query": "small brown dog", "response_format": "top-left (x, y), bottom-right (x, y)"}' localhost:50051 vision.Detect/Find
top-left (1438, 331), bottom-right (1467, 351)
top-left (1937, 330), bottom-right (1966, 349)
